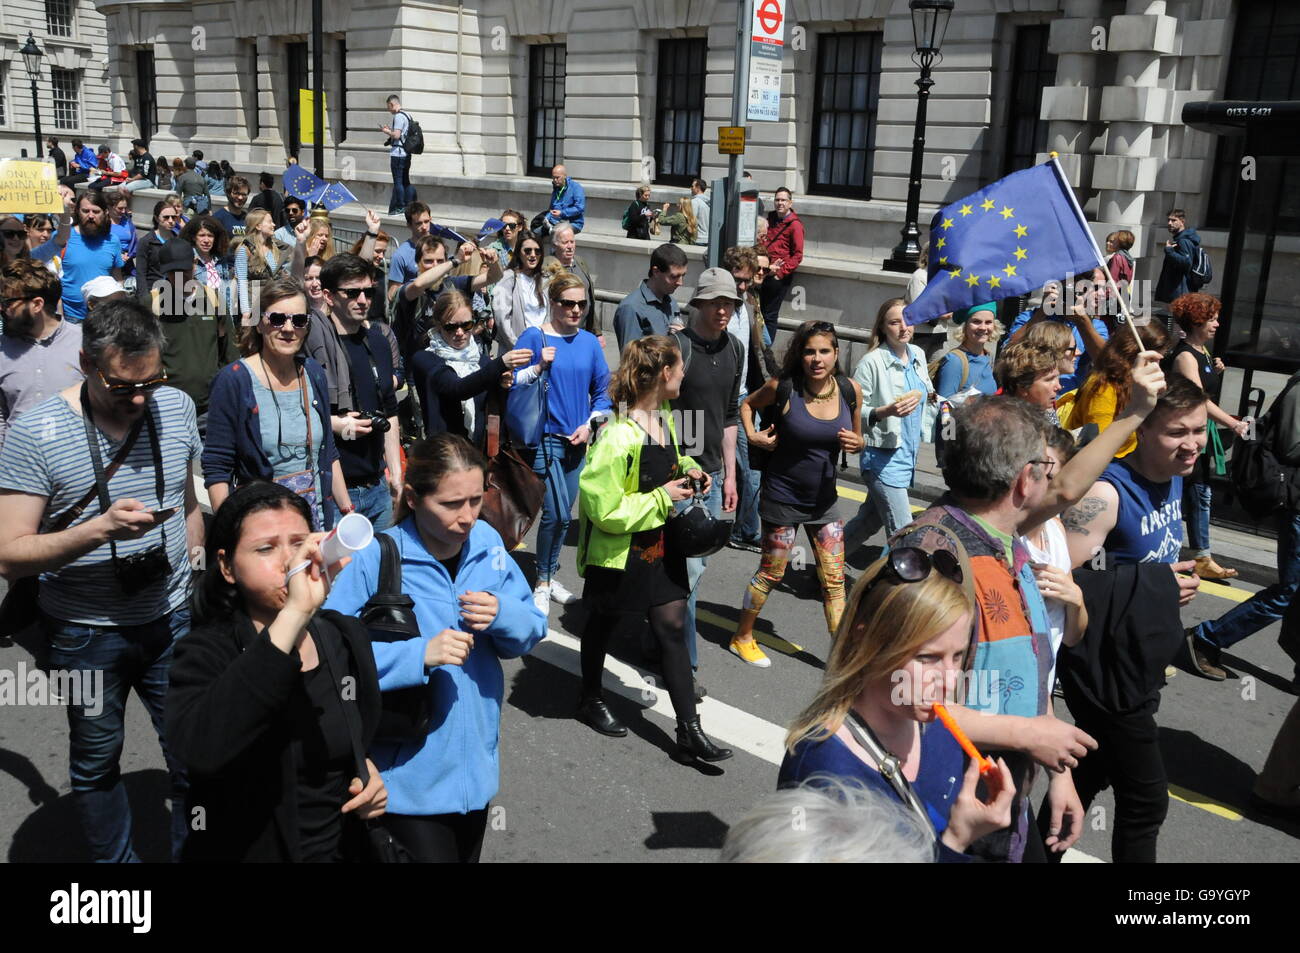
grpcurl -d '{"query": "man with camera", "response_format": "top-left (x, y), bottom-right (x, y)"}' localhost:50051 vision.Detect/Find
top-left (317, 254), bottom-right (402, 530)
top-left (0, 299), bottom-right (203, 863)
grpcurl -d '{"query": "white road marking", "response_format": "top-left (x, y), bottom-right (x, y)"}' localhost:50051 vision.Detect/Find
top-left (532, 627), bottom-right (1105, 863)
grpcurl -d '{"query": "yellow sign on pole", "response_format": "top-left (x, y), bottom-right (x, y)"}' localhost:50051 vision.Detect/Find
top-left (299, 89), bottom-right (331, 147)
top-left (718, 126), bottom-right (746, 155)
top-left (0, 159), bottom-right (62, 214)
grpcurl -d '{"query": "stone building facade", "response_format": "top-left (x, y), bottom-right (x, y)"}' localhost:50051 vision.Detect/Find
top-left (85, 0), bottom-right (1296, 342)
top-left (1, 0), bottom-right (115, 160)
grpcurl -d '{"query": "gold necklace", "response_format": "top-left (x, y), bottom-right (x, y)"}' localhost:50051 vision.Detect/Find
top-left (809, 378), bottom-right (837, 403)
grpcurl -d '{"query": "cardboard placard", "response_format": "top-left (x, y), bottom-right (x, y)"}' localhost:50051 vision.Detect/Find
top-left (0, 159), bottom-right (62, 214)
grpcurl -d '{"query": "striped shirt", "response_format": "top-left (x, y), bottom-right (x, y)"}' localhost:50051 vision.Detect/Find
top-left (0, 386), bottom-right (201, 625)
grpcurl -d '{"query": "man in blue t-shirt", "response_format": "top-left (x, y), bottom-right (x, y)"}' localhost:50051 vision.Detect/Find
top-left (1059, 375), bottom-right (1207, 862)
top-left (1006, 271), bottom-right (1113, 393)
top-left (386, 201), bottom-right (433, 299)
top-left (60, 192), bottom-right (124, 323)
top-left (391, 234), bottom-right (501, 368)
top-left (212, 175), bottom-right (250, 239)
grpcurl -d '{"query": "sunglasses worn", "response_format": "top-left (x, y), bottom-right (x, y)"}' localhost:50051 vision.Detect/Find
top-left (335, 286), bottom-right (374, 301)
top-left (265, 311), bottom-right (310, 329)
top-left (442, 320), bottom-right (476, 333)
top-left (1, 295), bottom-right (35, 309)
top-left (97, 367), bottom-right (168, 397)
top-left (558, 299), bottom-right (588, 310)
top-left (2, 231), bottom-right (26, 239)
top-left (521, 248), bottom-right (541, 257)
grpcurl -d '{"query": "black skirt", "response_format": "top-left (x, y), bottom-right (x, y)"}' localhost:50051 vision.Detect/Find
top-left (584, 442), bottom-right (689, 612)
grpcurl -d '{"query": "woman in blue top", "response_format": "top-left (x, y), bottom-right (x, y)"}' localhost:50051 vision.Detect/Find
top-left (780, 548), bottom-right (1015, 862)
top-left (514, 273), bottom-right (612, 614)
top-left (845, 298), bottom-right (939, 553)
top-left (203, 275), bottom-right (351, 529)
top-left (323, 433), bottom-right (547, 862)
top-left (730, 320), bottom-right (864, 667)
top-left (933, 301), bottom-right (999, 398)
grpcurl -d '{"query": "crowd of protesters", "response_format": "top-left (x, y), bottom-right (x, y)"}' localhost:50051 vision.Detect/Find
top-left (0, 143), bottom-right (1297, 869)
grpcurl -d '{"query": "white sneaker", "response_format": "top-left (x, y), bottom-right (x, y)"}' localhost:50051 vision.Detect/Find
top-left (548, 578), bottom-right (579, 605)
top-left (532, 583), bottom-right (551, 616)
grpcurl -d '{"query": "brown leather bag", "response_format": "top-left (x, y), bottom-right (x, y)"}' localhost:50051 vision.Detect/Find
top-left (480, 413), bottom-right (545, 551)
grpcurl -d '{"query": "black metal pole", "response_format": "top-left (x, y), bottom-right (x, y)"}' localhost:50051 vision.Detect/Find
top-left (30, 79), bottom-right (44, 159)
top-left (884, 52), bottom-right (936, 273)
top-left (312, 0), bottom-right (324, 179)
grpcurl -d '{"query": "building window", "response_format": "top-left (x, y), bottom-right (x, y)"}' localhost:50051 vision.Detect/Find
top-left (336, 39), bottom-right (347, 142)
top-left (527, 44), bottom-right (566, 177)
top-left (1002, 25), bottom-right (1057, 176)
top-left (654, 38), bottom-right (707, 187)
top-left (285, 41), bottom-right (309, 159)
top-left (50, 68), bottom-right (79, 130)
top-left (245, 41), bottom-right (261, 139)
top-left (136, 50), bottom-right (158, 141)
top-left (46, 0), bottom-right (74, 39)
top-left (0, 66), bottom-right (7, 127)
top-left (1207, 0), bottom-right (1300, 231)
top-left (809, 32), bottom-right (882, 198)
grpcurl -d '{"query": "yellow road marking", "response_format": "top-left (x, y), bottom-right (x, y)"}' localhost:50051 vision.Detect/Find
top-left (1168, 784), bottom-right (1243, 821)
top-left (696, 608), bottom-right (805, 654)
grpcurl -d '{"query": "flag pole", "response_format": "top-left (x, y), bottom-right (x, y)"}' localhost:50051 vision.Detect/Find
top-left (1047, 153), bottom-right (1146, 351)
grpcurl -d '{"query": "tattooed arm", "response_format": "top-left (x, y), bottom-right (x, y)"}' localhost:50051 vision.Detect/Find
top-left (1062, 480), bottom-right (1119, 569)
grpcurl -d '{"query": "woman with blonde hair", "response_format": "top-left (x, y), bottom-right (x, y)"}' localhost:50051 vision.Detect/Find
top-left (234, 208), bottom-right (292, 322)
top-left (576, 334), bottom-right (731, 762)
top-left (780, 549), bottom-right (1014, 861)
top-left (1023, 319), bottom-right (1079, 386)
top-left (657, 196), bottom-right (697, 246)
top-left (303, 215), bottom-right (336, 261)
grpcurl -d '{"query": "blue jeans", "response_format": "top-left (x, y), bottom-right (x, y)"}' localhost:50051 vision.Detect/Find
top-left (44, 605), bottom-right (192, 863)
top-left (844, 467), bottom-right (914, 550)
top-left (679, 468), bottom-right (723, 670)
top-left (122, 178), bottom-right (153, 193)
top-left (389, 155), bottom-right (415, 213)
top-left (346, 479), bottom-right (394, 532)
top-left (731, 394), bottom-right (762, 543)
top-left (532, 434), bottom-right (586, 581)
top-left (1196, 510), bottom-right (1300, 668)
top-left (1183, 480), bottom-right (1212, 557)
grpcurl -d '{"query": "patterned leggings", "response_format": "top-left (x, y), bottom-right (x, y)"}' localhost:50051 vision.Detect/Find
top-left (743, 520), bottom-right (847, 637)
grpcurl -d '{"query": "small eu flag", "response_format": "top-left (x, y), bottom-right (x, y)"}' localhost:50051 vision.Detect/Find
top-left (282, 166), bottom-right (326, 204)
top-left (319, 183), bottom-right (358, 212)
top-left (429, 223), bottom-right (472, 246)
top-left (903, 160), bottom-right (1102, 326)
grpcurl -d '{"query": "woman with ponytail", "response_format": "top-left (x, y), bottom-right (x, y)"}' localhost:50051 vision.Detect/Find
top-left (575, 335), bottom-right (733, 765)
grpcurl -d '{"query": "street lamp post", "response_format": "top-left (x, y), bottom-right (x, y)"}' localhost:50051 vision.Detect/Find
top-left (19, 32), bottom-right (45, 160)
top-left (883, 0), bottom-right (954, 274)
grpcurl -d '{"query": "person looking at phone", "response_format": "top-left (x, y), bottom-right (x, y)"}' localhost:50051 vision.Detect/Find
top-left (0, 298), bottom-right (204, 862)
top-left (780, 549), bottom-right (1015, 861)
top-left (167, 482), bottom-right (387, 861)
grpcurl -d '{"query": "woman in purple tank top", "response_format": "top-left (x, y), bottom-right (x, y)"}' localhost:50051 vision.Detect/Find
top-left (729, 320), bottom-right (864, 667)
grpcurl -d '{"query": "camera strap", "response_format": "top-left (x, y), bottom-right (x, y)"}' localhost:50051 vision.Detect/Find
top-left (80, 384), bottom-right (167, 565)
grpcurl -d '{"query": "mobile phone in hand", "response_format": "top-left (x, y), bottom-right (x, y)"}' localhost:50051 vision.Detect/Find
top-left (151, 506), bottom-right (179, 523)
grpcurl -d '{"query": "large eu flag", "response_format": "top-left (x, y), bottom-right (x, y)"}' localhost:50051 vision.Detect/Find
top-left (282, 166), bottom-right (327, 205)
top-left (903, 160), bottom-right (1101, 326)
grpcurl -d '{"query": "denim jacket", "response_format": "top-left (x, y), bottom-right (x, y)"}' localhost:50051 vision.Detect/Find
top-left (852, 344), bottom-right (938, 449)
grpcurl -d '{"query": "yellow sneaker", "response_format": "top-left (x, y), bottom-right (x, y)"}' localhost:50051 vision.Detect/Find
top-left (730, 637), bottom-right (771, 668)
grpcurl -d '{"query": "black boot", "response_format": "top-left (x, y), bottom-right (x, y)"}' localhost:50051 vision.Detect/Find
top-left (675, 717), bottom-right (733, 763)
top-left (577, 695), bottom-right (627, 737)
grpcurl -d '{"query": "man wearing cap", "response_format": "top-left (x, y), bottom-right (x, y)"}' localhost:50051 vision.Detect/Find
top-left (151, 237), bottom-right (234, 430)
top-left (82, 276), bottom-right (128, 314)
top-left (87, 145), bottom-right (128, 191)
top-left (543, 223), bottom-right (598, 343)
top-left (122, 140), bottom-right (157, 194)
top-left (670, 267), bottom-right (744, 676)
top-left (0, 259), bottom-right (84, 451)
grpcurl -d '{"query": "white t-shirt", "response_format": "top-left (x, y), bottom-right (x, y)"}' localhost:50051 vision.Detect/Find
top-left (1019, 516), bottom-right (1072, 687)
top-left (727, 300), bottom-right (751, 392)
top-left (518, 272), bottom-right (548, 331)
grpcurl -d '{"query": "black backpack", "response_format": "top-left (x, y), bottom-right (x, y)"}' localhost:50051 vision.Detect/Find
top-left (1189, 243), bottom-right (1213, 291)
top-left (360, 533), bottom-right (432, 740)
top-left (400, 111), bottom-right (425, 155)
top-left (1230, 375), bottom-right (1300, 519)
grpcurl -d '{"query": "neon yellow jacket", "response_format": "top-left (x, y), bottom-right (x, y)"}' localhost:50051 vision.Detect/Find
top-left (576, 404), bottom-right (699, 576)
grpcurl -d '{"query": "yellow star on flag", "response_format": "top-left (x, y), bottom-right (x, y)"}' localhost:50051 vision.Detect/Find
top-left (1000, 206), bottom-right (1014, 220)
top-left (940, 217), bottom-right (955, 230)
top-left (936, 237), bottom-right (946, 249)
top-left (965, 273), bottom-right (980, 288)
top-left (938, 256), bottom-right (948, 265)
top-left (1013, 224), bottom-right (1028, 238)
top-left (1014, 246), bottom-right (1028, 260)
top-left (1002, 263), bottom-right (1017, 278)
top-left (988, 275), bottom-right (1002, 289)
top-left (981, 198), bottom-right (995, 211)
top-left (959, 204), bottom-right (974, 216)
top-left (948, 268), bottom-right (962, 279)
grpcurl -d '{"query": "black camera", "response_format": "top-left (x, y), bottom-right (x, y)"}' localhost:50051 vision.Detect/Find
top-left (114, 544), bottom-right (173, 595)
top-left (364, 411), bottom-right (391, 434)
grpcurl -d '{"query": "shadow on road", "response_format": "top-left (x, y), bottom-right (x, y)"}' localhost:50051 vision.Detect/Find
top-left (643, 810), bottom-right (728, 851)
top-left (8, 768), bottom-right (173, 863)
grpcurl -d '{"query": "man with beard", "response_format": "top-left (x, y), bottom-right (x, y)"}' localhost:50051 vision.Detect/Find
top-left (274, 195), bottom-right (307, 247)
top-left (59, 192), bottom-right (124, 324)
top-left (0, 260), bottom-right (84, 451)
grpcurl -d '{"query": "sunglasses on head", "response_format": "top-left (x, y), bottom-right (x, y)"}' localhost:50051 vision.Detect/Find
top-left (265, 311), bottom-right (310, 329)
top-left (442, 319), bottom-right (477, 333)
top-left (335, 286), bottom-right (374, 301)
top-left (867, 547), bottom-right (963, 596)
top-left (96, 367), bottom-right (168, 397)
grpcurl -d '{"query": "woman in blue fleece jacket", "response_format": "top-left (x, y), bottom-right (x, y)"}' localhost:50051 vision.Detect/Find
top-left (323, 433), bottom-right (547, 862)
